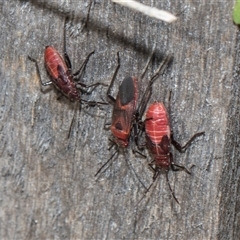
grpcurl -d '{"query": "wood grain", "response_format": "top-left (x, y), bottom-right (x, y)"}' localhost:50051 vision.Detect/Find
top-left (0, 0), bottom-right (238, 239)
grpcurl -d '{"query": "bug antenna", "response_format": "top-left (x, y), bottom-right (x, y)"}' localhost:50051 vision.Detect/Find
top-left (137, 89), bottom-right (151, 120)
top-left (140, 41), bottom-right (157, 80)
top-left (95, 150), bottom-right (118, 177)
top-left (149, 54), bottom-right (173, 86)
top-left (107, 52), bottom-right (120, 103)
top-left (168, 90), bottom-right (172, 118)
top-left (165, 171), bottom-right (179, 204)
top-left (137, 54), bottom-right (173, 120)
top-left (63, 17), bottom-right (68, 54)
top-left (140, 52), bottom-right (154, 80)
top-left (81, 0), bottom-right (93, 31)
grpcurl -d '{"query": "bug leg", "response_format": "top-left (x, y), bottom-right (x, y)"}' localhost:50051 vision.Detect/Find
top-left (173, 163), bottom-right (195, 174)
top-left (148, 162), bottom-right (157, 176)
top-left (123, 151), bottom-right (147, 190)
top-left (139, 117), bottom-right (148, 131)
top-left (80, 0), bottom-right (93, 31)
top-left (63, 17), bottom-right (72, 71)
top-left (171, 163), bottom-right (192, 175)
top-left (136, 55), bottom-right (173, 122)
top-left (140, 52), bottom-right (154, 80)
top-left (133, 122), bottom-right (139, 147)
top-left (135, 128), bottom-right (146, 151)
top-left (133, 149), bottom-right (146, 158)
top-left (150, 54), bottom-right (173, 85)
top-left (80, 99), bottom-right (108, 107)
top-left (95, 149), bottom-right (119, 177)
top-left (140, 56), bottom-right (170, 114)
top-left (135, 168), bottom-right (160, 206)
top-left (63, 17), bottom-right (94, 76)
top-left (107, 52), bottom-right (121, 103)
top-left (64, 54), bottom-right (72, 72)
top-left (67, 102), bottom-right (79, 139)
top-left (169, 92), bottom-right (204, 153)
top-left (168, 90), bottom-right (172, 115)
top-left (143, 163), bottom-right (180, 204)
top-left (171, 131), bottom-right (205, 153)
top-left (103, 114), bottom-right (111, 130)
top-left (170, 153), bottom-right (192, 174)
top-left (73, 51), bottom-right (108, 94)
top-left (73, 51), bottom-right (95, 77)
top-left (80, 81), bottom-right (108, 96)
top-left (104, 123), bottom-right (111, 129)
top-left (135, 110), bottom-right (152, 150)
top-left (131, 125), bottom-right (146, 155)
top-left (28, 56), bottom-right (52, 86)
top-left (136, 84), bottom-right (152, 123)
top-left (108, 139), bottom-right (116, 150)
top-left (165, 170), bottom-right (179, 204)
top-left (56, 92), bottom-right (63, 100)
top-left (135, 119), bottom-right (151, 151)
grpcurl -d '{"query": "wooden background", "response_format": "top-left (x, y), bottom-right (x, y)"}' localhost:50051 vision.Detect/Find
top-left (0, 0), bottom-right (239, 239)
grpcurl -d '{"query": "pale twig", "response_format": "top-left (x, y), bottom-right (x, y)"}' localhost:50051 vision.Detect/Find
top-left (111, 0), bottom-right (177, 23)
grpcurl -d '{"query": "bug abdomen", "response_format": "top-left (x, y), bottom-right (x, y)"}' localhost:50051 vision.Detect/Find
top-left (44, 46), bottom-right (67, 79)
top-left (145, 102), bottom-right (170, 144)
top-left (44, 46), bottom-right (80, 101)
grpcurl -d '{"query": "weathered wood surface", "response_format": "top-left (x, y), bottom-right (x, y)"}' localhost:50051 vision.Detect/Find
top-left (0, 0), bottom-right (238, 239)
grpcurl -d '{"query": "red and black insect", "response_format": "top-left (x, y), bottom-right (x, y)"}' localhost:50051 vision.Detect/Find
top-left (108, 58), bottom-right (138, 148)
top-left (109, 74), bottom-right (138, 148)
top-left (139, 98), bottom-right (204, 204)
top-left (95, 52), bottom-right (172, 178)
top-left (94, 52), bottom-right (138, 176)
top-left (28, 18), bottom-right (105, 104)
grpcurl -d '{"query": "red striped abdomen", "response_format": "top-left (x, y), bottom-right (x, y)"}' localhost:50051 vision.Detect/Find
top-left (44, 46), bottom-right (80, 101)
top-left (145, 102), bottom-right (170, 145)
top-left (44, 46), bottom-right (67, 79)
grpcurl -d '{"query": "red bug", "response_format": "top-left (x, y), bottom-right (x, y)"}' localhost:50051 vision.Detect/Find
top-left (28, 18), bottom-right (105, 104)
top-left (109, 75), bottom-right (138, 147)
top-left (108, 65), bottom-right (138, 148)
top-left (95, 52), bottom-right (138, 176)
top-left (95, 52), bottom-right (173, 178)
top-left (139, 99), bottom-right (204, 204)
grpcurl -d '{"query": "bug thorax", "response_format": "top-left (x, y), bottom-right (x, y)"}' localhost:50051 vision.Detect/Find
top-left (68, 91), bottom-right (81, 102)
top-left (147, 141), bottom-right (171, 170)
top-left (56, 82), bottom-right (80, 101)
top-left (154, 155), bottom-right (170, 170)
top-left (114, 137), bottom-right (129, 148)
top-left (54, 73), bottom-right (80, 101)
